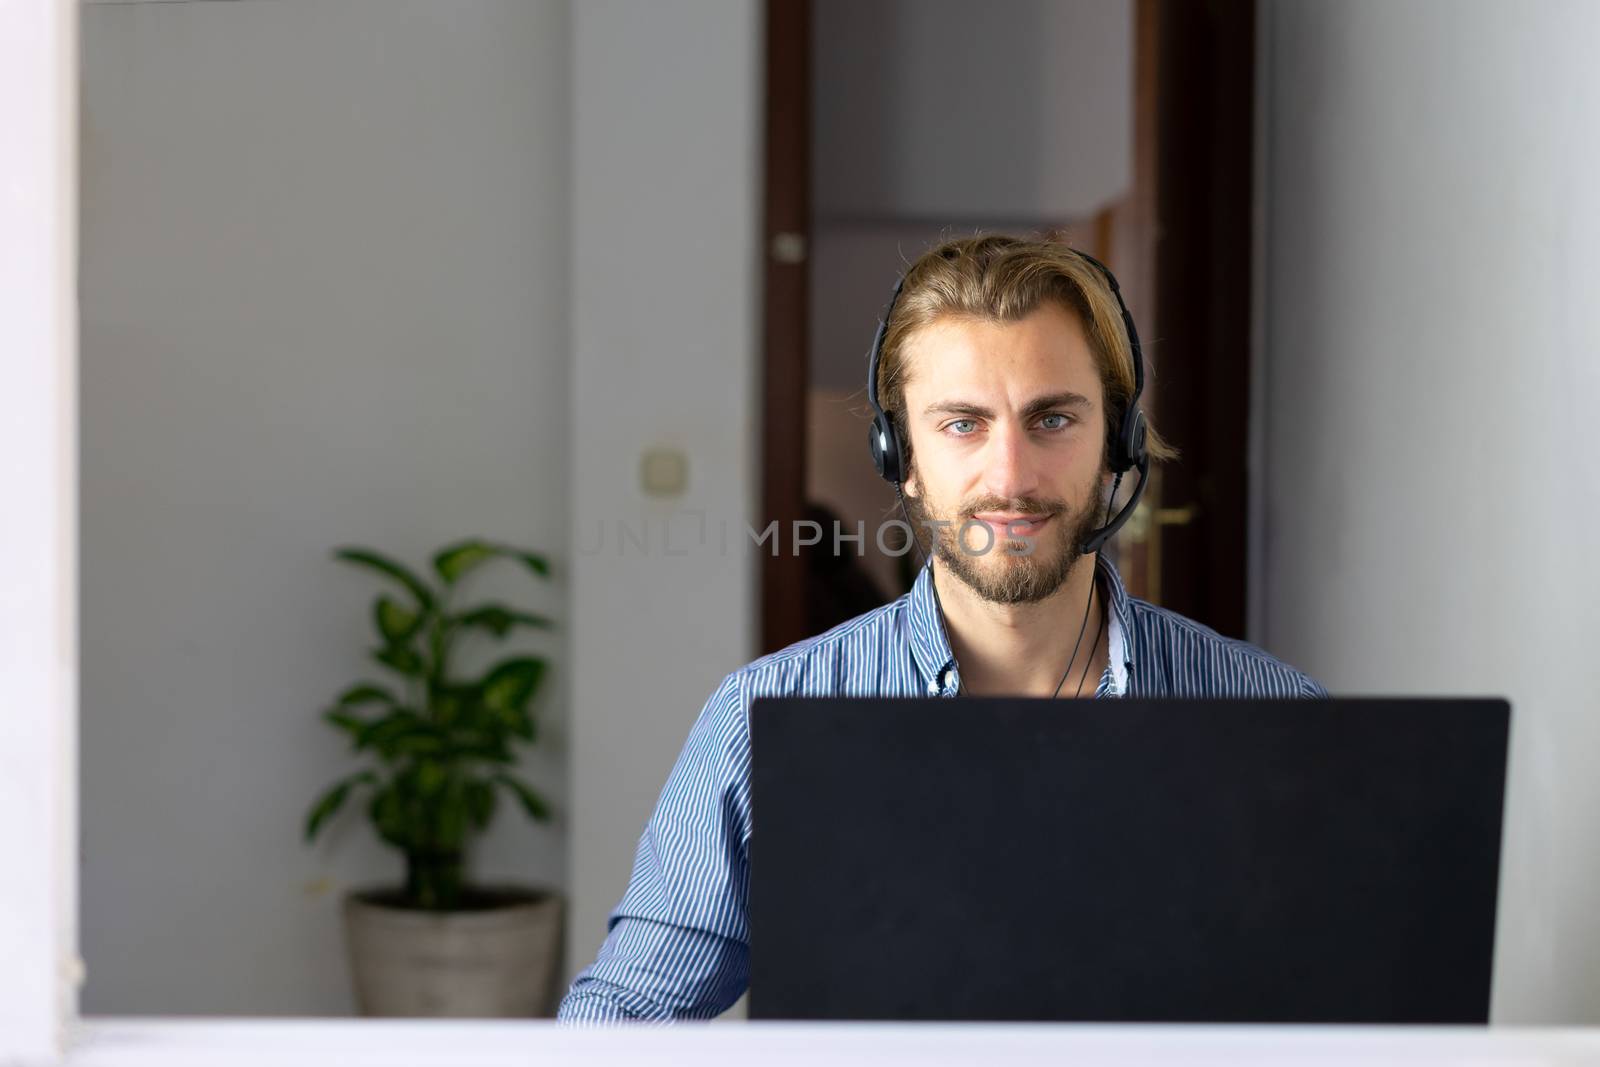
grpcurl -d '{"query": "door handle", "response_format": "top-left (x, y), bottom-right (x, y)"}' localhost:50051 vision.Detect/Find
top-left (1126, 501), bottom-right (1200, 543)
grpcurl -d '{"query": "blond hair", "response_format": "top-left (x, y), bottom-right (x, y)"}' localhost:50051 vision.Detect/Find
top-left (875, 235), bottom-right (1176, 475)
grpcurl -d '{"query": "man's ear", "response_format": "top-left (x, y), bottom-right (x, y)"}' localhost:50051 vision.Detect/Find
top-left (901, 466), bottom-right (920, 500)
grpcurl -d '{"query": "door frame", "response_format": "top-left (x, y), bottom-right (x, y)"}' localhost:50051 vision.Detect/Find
top-left (759, 0), bottom-right (812, 654)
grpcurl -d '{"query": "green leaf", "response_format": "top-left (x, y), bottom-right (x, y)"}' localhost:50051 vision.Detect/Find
top-left (322, 709), bottom-right (367, 738)
top-left (437, 787), bottom-right (469, 848)
top-left (369, 786), bottom-right (408, 849)
top-left (304, 771), bottom-right (377, 841)
top-left (415, 759), bottom-right (447, 796)
top-left (505, 706), bottom-right (536, 742)
top-left (480, 657), bottom-right (545, 714)
top-left (465, 779), bottom-right (497, 830)
top-left (334, 547), bottom-right (435, 610)
top-left (355, 711), bottom-right (428, 752)
top-left (432, 540), bottom-right (551, 585)
top-left (373, 596), bottom-right (423, 643)
top-left (389, 731), bottom-right (446, 756)
top-left (510, 550), bottom-right (551, 578)
top-left (493, 772), bottom-right (552, 823)
top-left (373, 644), bottom-right (425, 678)
top-left (433, 541), bottom-right (499, 585)
top-left (452, 604), bottom-right (555, 638)
top-left (335, 683), bottom-right (398, 708)
top-left (428, 683), bottom-right (472, 727)
top-left (452, 731), bottom-right (515, 765)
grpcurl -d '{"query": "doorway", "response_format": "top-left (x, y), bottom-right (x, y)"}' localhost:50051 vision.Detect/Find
top-left (760, 0), bottom-right (1257, 653)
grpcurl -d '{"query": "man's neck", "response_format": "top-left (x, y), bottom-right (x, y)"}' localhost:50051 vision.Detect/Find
top-left (932, 554), bottom-right (1106, 698)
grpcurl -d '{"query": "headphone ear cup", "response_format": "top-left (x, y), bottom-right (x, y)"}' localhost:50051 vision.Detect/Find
top-left (1115, 409), bottom-right (1148, 473)
top-left (868, 415), bottom-right (902, 485)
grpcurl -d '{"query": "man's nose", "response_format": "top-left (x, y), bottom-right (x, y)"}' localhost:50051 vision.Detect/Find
top-left (981, 420), bottom-right (1042, 501)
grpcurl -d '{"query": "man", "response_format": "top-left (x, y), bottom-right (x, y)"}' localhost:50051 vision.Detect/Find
top-left (559, 235), bottom-right (1324, 1023)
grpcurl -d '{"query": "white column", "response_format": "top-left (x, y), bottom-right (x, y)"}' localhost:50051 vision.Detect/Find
top-left (0, 0), bottom-right (78, 1056)
top-left (1258, 0), bottom-right (1600, 1023)
top-left (567, 0), bottom-right (763, 979)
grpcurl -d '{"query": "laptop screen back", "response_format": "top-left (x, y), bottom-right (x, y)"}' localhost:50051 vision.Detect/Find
top-left (748, 697), bottom-right (1509, 1023)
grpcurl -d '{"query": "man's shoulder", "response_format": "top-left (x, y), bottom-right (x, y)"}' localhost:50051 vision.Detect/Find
top-left (723, 594), bottom-right (913, 700)
top-left (1123, 596), bottom-right (1328, 698)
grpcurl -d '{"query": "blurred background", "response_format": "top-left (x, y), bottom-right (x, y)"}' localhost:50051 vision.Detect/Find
top-left (77, 0), bottom-right (1599, 1023)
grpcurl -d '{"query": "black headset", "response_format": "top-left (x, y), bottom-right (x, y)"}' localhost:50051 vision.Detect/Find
top-left (865, 248), bottom-right (1150, 556)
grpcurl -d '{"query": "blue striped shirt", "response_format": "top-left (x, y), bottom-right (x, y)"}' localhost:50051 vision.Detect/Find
top-left (559, 554), bottom-right (1325, 1023)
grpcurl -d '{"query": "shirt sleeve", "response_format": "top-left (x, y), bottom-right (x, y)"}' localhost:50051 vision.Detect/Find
top-left (1298, 675), bottom-right (1331, 698)
top-left (558, 672), bottom-right (753, 1023)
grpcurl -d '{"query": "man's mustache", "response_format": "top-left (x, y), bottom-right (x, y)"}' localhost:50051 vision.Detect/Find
top-left (958, 496), bottom-right (1067, 519)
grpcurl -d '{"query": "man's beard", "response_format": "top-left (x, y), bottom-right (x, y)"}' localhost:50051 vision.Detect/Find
top-left (901, 475), bottom-right (1107, 605)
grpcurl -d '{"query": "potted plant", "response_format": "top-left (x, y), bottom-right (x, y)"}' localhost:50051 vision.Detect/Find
top-left (304, 539), bottom-right (561, 1017)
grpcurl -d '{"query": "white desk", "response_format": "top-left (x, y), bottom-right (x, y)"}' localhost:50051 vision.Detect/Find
top-left (67, 1019), bottom-right (1600, 1067)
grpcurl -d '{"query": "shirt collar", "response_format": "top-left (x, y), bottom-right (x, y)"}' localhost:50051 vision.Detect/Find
top-left (905, 553), bottom-right (1137, 697)
top-left (1097, 552), bottom-right (1136, 696)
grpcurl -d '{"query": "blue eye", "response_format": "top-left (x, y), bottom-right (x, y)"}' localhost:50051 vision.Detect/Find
top-left (947, 419), bottom-right (978, 435)
top-left (1038, 413), bottom-right (1072, 431)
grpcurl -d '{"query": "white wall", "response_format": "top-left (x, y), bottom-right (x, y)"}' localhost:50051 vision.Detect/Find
top-left (80, 0), bottom-right (571, 1014)
top-left (813, 0), bottom-right (1131, 223)
top-left (1257, 0), bottom-right (1600, 1023)
top-left (565, 0), bottom-right (762, 990)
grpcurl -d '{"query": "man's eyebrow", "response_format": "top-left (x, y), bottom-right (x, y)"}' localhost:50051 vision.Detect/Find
top-left (1020, 392), bottom-right (1094, 418)
top-left (922, 392), bottom-right (1094, 420)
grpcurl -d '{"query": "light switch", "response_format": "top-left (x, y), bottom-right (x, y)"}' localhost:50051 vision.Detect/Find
top-left (640, 447), bottom-right (689, 497)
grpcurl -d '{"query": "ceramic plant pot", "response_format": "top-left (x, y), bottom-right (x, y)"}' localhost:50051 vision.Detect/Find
top-left (343, 887), bottom-right (564, 1017)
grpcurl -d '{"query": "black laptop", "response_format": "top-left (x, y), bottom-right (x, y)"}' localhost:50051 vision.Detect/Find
top-left (747, 697), bottom-right (1509, 1023)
